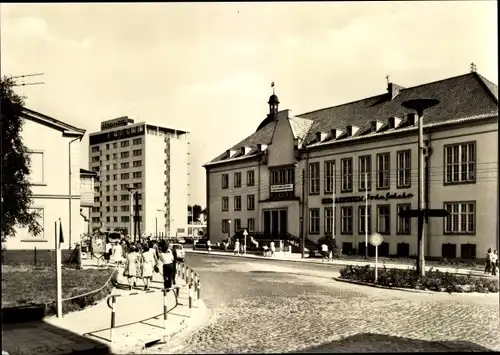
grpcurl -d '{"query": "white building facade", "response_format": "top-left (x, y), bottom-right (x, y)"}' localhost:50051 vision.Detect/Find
top-left (8, 108), bottom-right (86, 250)
top-left (88, 117), bottom-right (189, 238)
top-left (204, 72), bottom-right (498, 260)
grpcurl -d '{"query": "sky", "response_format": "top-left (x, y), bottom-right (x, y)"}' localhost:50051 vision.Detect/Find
top-left (1, 2), bottom-right (497, 207)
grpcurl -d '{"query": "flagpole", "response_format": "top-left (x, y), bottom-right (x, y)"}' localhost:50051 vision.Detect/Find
top-left (55, 219), bottom-right (63, 318)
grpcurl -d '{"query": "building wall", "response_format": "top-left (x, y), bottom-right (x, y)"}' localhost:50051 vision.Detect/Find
top-left (80, 176), bottom-right (95, 207)
top-left (169, 135), bottom-right (189, 237)
top-left (8, 119), bottom-right (83, 250)
top-left (144, 133), bottom-right (166, 236)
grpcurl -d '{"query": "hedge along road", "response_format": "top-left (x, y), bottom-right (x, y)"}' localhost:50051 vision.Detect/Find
top-left (140, 253), bottom-right (500, 354)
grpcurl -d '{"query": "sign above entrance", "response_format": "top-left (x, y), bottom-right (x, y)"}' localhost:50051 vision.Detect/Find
top-left (271, 184), bottom-right (293, 193)
top-left (322, 192), bottom-right (414, 205)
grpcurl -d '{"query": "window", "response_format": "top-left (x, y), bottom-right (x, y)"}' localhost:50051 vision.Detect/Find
top-left (113, 164), bottom-right (118, 169)
top-left (445, 142), bottom-right (476, 184)
top-left (441, 243), bottom-right (457, 258)
top-left (133, 160), bottom-right (142, 167)
top-left (133, 182), bottom-right (142, 189)
top-left (324, 160), bottom-right (335, 193)
top-left (133, 149), bottom-right (142, 156)
top-left (92, 167), bottom-right (99, 173)
top-left (106, 206), bottom-right (110, 212)
top-left (222, 174), bottom-right (229, 189)
top-left (121, 205), bottom-right (130, 212)
top-left (248, 218), bottom-right (255, 232)
top-left (106, 165), bottom-right (110, 171)
top-left (270, 168), bottom-right (295, 198)
top-left (106, 216), bottom-right (110, 223)
top-left (91, 146), bottom-right (99, 152)
top-left (222, 220), bottom-right (230, 233)
top-left (121, 216), bottom-right (130, 223)
top-left (113, 153), bottom-right (117, 159)
top-left (113, 143), bottom-right (117, 148)
top-left (113, 174), bottom-right (118, 180)
top-left (397, 150), bottom-right (411, 188)
top-left (121, 173), bottom-right (130, 179)
top-left (121, 184), bottom-right (129, 190)
top-left (358, 205), bottom-right (372, 234)
top-left (91, 156), bottom-right (100, 162)
top-left (91, 207), bottom-right (100, 213)
top-left (133, 138), bottom-right (142, 145)
top-left (121, 194), bottom-right (129, 201)
top-left (461, 244), bottom-right (476, 259)
top-left (133, 172), bottom-right (142, 178)
top-left (341, 158), bottom-right (353, 192)
top-left (234, 219), bottom-right (241, 232)
top-left (121, 162), bottom-right (129, 169)
top-left (106, 196), bottom-right (110, 202)
top-left (113, 217), bottom-right (118, 223)
top-left (247, 195), bottom-right (255, 210)
top-left (233, 172), bottom-right (242, 188)
top-left (324, 207), bottom-right (334, 234)
top-left (222, 197), bottom-right (229, 211)
top-left (247, 170), bottom-right (255, 186)
top-left (120, 140), bottom-right (130, 147)
top-left (113, 196), bottom-right (118, 201)
top-left (92, 217), bottom-right (100, 223)
top-left (113, 206), bottom-right (118, 212)
top-left (377, 205), bottom-right (390, 234)
top-left (309, 162), bottom-right (320, 194)
top-left (397, 204), bottom-right (411, 234)
top-left (106, 144), bottom-right (110, 150)
top-left (120, 151), bottom-right (130, 159)
top-left (309, 208), bottom-right (320, 234)
top-left (94, 197), bottom-right (100, 203)
top-left (106, 175), bottom-right (110, 181)
top-left (234, 196), bottom-right (242, 211)
top-left (106, 186), bottom-right (110, 192)
top-left (358, 155), bottom-right (371, 191)
top-left (341, 207), bottom-right (353, 234)
top-left (18, 208), bottom-right (44, 239)
top-left (376, 153), bottom-right (390, 189)
top-left (444, 201), bottom-right (475, 234)
top-left (29, 152), bottom-right (44, 184)
top-left (94, 187), bottom-right (100, 193)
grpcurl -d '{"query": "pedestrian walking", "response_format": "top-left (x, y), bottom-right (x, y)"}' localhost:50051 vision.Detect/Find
top-left (262, 244), bottom-right (269, 257)
top-left (491, 250), bottom-right (498, 276)
top-left (159, 243), bottom-right (175, 291)
top-left (270, 241), bottom-right (275, 257)
top-left (321, 243), bottom-right (329, 262)
top-left (234, 239), bottom-right (240, 255)
top-left (124, 246), bottom-right (141, 290)
top-left (171, 245), bottom-right (180, 286)
top-left (485, 248), bottom-right (493, 274)
top-left (141, 244), bottom-right (156, 290)
top-left (110, 240), bottom-right (124, 265)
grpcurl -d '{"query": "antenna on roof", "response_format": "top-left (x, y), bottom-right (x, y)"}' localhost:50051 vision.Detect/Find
top-left (271, 81), bottom-right (275, 95)
top-left (470, 62), bottom-right (477, 73)
top-left (386, 75), bottom-right (390, 85)
top-left (11, 73), bottom-right (45, 87)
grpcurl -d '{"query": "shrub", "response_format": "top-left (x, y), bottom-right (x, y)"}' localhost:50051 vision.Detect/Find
top-left (339, 265), bottom-right (498, 293)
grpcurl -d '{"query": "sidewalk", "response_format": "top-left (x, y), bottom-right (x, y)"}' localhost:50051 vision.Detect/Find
top-left (187, 249), bottom-right (495, 278)
top-left (2, 265), bottom-right (210, 355)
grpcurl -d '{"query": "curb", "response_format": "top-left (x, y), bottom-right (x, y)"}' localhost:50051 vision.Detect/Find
top-left (187, 250), bottom-right (486, 276)
top-left (333, 277), bottom-right (435, 294)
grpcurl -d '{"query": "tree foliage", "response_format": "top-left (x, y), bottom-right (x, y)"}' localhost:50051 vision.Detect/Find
top-left (1, 76), bottom-right (42, 240)
top-left (187, 204), bottom-right (204, 223)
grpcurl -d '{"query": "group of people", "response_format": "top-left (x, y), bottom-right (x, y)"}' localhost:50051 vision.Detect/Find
top-left (104, 237), bottom-right (181, 291)
top-left (485, 248), bottom-right (499, 276)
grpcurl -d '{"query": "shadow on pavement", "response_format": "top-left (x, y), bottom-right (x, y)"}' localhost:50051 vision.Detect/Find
top-left (289, 333), bottom-right (495, 353)
top-left (2, 318), bottom-right (112, 355)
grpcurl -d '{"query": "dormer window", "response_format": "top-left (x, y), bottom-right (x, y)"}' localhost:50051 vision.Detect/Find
top-left (370, 121), bottom-right (383, 133)
top-left (407, 113), bottom-right (419, 126)
top-left (388, 116), bottom-right (402, 129)
top-left (346, 125), bottom-right (359, 137)
top-left (315, 132), bottom-right (327, 142)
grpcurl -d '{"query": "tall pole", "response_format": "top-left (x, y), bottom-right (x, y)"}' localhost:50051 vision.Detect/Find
top-left (129, 189), bottom-right (134, 238)
top-left (155, 217), bottom-right (158, 238)
top-left (135, 191), bottom-right (140, 242)
top-left (301, 169), bottom-right (305, 258)
top-left (55, 221), bottom-right (62, 319)
top-left (417, 113), bottom-right (425, 277)
top-left (68, 137), bottom-right (80, 249)
top-left (332, 169), bottom-right (336, 244)
top-left (365, 173), bottom-right (368, 259)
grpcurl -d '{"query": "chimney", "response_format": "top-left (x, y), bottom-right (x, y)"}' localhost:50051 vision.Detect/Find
top-left (388, 116), bottom-right (402, 129)
top-left (346, 125), bottom-right (359, 137)
top-left (240, 146), bottom-right (251, 155)
top-left (387, 83), bottom-right (403, 100)
top-left (277, 109), bottom-right (290, 121)
top-left (315, 132), bottom-right (327, 142)
top-left (406, 113), bottom-right (419, 126)
top-left (226, 149), bottom-right (237, 158)
top-left (370, 120), bottom-right (384, 132)
top-left (330, 128), bottom-right (344, 140)
top-left (257, 144), bottom-right (268, 152)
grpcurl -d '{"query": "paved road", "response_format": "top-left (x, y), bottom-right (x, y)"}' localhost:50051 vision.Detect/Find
top-left (142, 253), bottom-right (500, 354)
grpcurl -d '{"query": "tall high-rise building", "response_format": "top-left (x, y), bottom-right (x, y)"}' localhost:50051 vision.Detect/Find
top-left (89, 116), bottom-right (189, 238)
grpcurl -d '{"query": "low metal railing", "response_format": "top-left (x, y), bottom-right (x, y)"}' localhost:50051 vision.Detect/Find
top-left (105, 263), bottom-right (201, 343)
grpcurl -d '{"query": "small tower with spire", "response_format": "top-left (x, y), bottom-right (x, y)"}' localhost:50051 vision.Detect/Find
top-left (268, 81), bottom-right (279, 116)
top-left (470, 62), bottom-right (477, 73)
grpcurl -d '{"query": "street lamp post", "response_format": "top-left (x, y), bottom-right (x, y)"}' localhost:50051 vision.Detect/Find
top-left (228, 220), bottom-right (232, 244)
top-left (127, 187), bottom-right (136, 240)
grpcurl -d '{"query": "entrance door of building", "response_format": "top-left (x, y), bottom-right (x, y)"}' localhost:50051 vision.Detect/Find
top-left (263, 209), bottom-right (287, 239)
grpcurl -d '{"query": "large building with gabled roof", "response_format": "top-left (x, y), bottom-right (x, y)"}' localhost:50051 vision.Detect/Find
top-left (203, 70), bottom-right (498, 260)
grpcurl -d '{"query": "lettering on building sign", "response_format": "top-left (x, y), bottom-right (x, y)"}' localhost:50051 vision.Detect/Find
top-left (321, 192), bottom-right (414, 205)
top-left (101, 117), bottom-right (131, 130)
top-left (270, 184), bottom-right (294, 193)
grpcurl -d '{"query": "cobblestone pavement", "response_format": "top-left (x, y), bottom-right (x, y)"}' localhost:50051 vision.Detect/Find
top-left (141, 254), bottom-right (500, 354)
